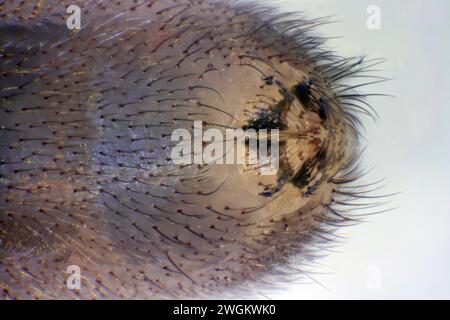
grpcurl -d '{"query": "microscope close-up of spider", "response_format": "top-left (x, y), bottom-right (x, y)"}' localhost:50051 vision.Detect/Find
top-left (1, 0), bottom-right (449, 307)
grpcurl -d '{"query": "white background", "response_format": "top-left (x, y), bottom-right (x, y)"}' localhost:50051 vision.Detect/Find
top-left (268, 0), bottom-right (450, 299)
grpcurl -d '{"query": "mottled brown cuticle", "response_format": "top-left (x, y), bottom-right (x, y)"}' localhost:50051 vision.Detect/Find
top-left (1, 0), bottom-right (380, 299)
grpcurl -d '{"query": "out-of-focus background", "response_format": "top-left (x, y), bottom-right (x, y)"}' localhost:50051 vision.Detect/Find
top-left (268, 0), bottom-right (450, 299)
